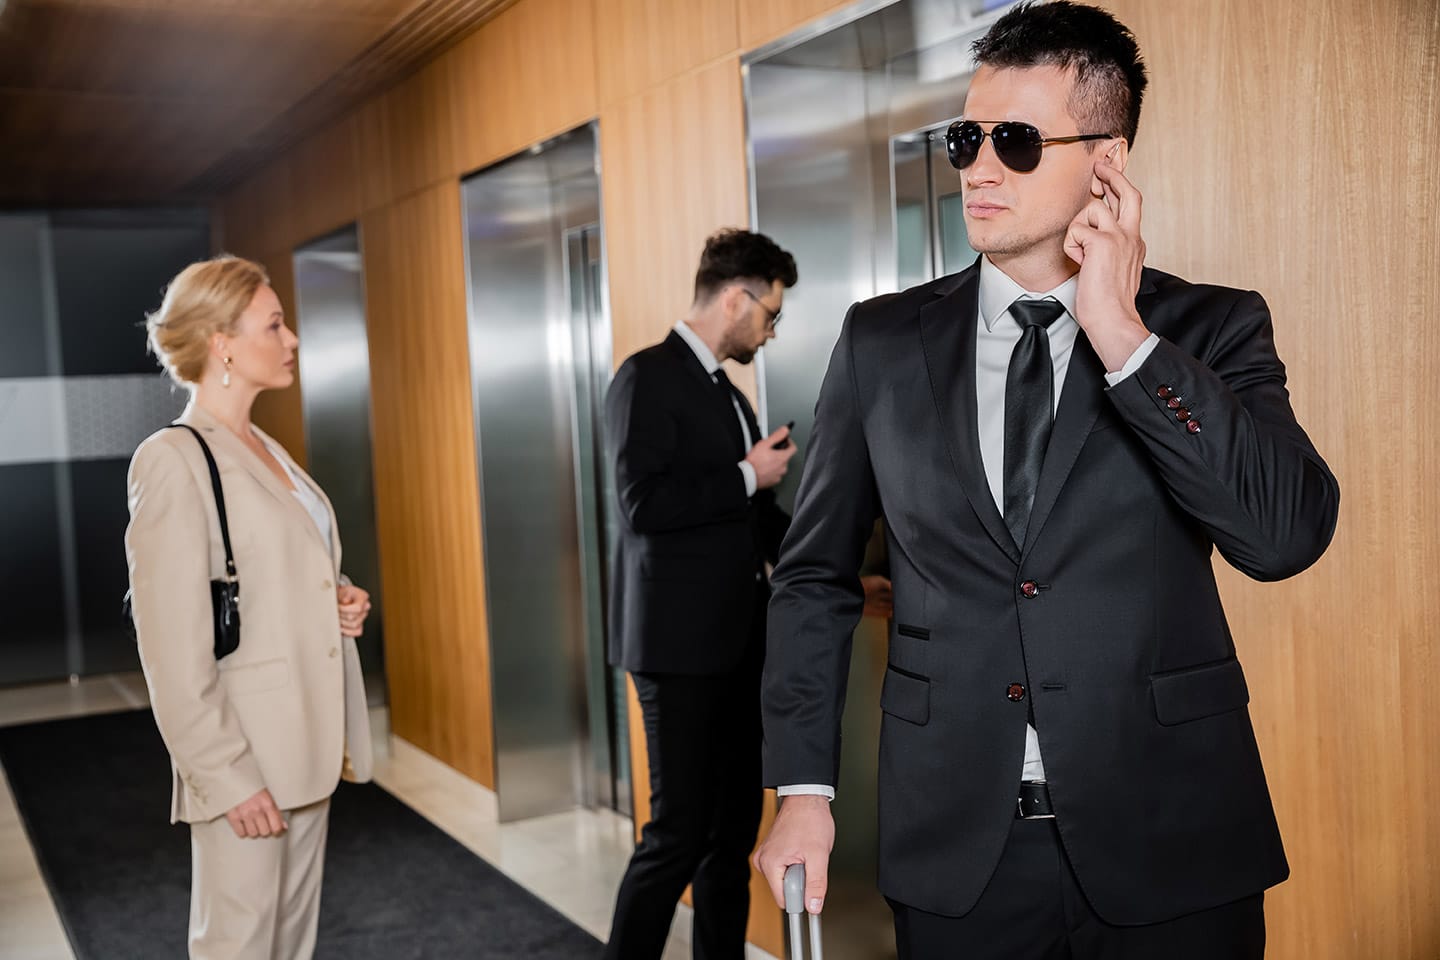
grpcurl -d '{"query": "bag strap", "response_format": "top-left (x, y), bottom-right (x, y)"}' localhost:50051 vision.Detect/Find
top-left (164, 424), bottom-right (237, 583)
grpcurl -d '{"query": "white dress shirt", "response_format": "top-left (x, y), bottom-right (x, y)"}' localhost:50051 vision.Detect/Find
top-left (673, 321), bottom-right (757, 496)
top-left (778, 258), bottom-right (1158, 800)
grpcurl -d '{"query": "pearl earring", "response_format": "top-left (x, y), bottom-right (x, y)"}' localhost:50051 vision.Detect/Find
top-left (222, 356), bottom-right (232, 389)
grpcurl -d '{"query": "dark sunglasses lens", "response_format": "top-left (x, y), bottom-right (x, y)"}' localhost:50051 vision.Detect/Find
top-left (992, 122), bottom-right (1043, 172)
top-left (946, 121), bottom-right (982, 170)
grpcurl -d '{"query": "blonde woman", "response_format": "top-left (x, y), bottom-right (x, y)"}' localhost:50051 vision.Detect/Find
top-left (125, 255), bottom-right (374, 959)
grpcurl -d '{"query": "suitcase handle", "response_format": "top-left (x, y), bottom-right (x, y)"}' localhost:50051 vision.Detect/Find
top-left (783, 863), bottom-right (823, 960)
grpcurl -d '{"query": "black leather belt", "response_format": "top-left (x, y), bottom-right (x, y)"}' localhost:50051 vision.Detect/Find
top-left (1017, 780), bottom-right (1055, 820)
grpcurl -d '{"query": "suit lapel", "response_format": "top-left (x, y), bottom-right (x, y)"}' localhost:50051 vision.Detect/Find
top-left (919, 265), bottom-right (1021, 565)
top-left (179, 405), bottom-right (330, 558)
top-left (665, 331), bottom-right (747, 457)
top-left (1021, 271), bottom-right (1161, 555)
top-left (254, 424), bottom-right (342, 569)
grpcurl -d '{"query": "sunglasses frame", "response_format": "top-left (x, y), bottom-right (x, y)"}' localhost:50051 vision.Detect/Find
top-left (945, 120), bottom-right (1115, 173)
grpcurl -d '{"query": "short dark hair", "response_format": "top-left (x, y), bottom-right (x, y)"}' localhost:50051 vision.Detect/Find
top-left (693, 228), bottom-right (798, 303)
top-left (972, 1), bottom-right (1148, 147)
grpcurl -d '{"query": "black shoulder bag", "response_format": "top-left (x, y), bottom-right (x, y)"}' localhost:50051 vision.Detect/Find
top-left (123, 424), bottom-right (241, 660)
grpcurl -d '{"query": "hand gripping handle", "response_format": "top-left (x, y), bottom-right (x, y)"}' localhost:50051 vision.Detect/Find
top-left (783, 863), bottom-right (823, 960)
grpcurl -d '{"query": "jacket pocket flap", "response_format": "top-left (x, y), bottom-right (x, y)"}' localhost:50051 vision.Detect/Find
top-left (218, 657), bottom-right (290, 696)
top-left (880, 666), bottom-right (930, 725)
top-left (1151, 657), bottom-right (1249, 725)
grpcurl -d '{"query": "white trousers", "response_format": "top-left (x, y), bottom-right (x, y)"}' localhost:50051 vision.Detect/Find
top-left (187, 798), bottom-right (331, 960)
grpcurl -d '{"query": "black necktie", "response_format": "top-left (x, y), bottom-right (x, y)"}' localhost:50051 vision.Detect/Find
top-left (712, 368), bottom-right (747, 455)
top-left (1003, 298), bottom-right (1066, 548)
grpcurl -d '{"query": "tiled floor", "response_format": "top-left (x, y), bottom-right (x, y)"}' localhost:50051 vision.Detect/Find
top-left (0, 673), bottom-right (779, 960)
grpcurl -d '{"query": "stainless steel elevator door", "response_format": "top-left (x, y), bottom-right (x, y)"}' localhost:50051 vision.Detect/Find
top-left (462, 123), bottom-right (621, 822)
top-left (292, 226), bottom-right (386, 698)
top-left (894, 126), bottom-right (979, 285)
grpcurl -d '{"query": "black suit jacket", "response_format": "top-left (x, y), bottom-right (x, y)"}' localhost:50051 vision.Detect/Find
top-left (762, 262), bottom-right (1340, 922)
top-left (606, 330), bottom-right (790, 675)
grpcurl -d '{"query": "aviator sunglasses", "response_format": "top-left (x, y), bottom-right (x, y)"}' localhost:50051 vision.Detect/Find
top-left (945, 120), bottom-right (1115, 174)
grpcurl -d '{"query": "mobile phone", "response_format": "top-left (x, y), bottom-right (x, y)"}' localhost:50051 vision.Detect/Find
top-left (773, 420), bottom-right (796, 449)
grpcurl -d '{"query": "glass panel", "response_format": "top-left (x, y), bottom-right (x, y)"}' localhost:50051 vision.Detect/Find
top-left (938, 189), bottom-right (979, 275)
top-left (892, 136), bottom-right (934, 291)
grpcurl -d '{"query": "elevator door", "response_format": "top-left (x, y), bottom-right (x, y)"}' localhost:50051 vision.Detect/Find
top-left (462, 123), bottom-right (624, 822)
top-left (894, 127), bottom-right (979, 290)
top-left (292, 226), bottom-right (386, 697)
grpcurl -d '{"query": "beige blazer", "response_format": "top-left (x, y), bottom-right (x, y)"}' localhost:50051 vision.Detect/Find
top-left (125, 404), bottom-right (373, 824)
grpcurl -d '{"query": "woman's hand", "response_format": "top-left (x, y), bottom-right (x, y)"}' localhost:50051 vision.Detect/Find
top-left (337, 584), bottom-right (372, 638)
top-left (226, 788), bottom-right (286, 839)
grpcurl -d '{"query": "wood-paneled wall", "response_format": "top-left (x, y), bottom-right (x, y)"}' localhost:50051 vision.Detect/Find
top-left (219, 0), bottom-right (1439, 956)
top-left (1107, 1), bottom-right (1439, 957)
top-left (447, 0), bottom-right (597, 174)
top-left (600, 54), bottom-right (752, 369)
top-left (360, 181), bottom-right (497, 787)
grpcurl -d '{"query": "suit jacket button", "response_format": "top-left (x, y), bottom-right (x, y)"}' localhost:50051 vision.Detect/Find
top-left (1174, 407), bottom-right (1191, 422)
top-left (1166, 396), bottom-right (1183, 409)
top-left (329, 648), bottom-right (339, 658)
top-left (323, 579), bottom-right (333, 590)
top-left (1007, 682), bottom-right (1026, 701)
top-left (1186, 420), bottom-right (1202, 434)
top-left (1020, 580), bottom-right (1039, 599)
top-left (1156, 384), bottom-right (1173, 399)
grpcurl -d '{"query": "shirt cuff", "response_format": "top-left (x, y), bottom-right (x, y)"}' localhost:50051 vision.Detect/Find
top-left (776, 784), bottom-right (835, 800)
top-left (738, 461), bottom-right (758, 498)
top-left (1103, 333), bottom-right (1160, 386)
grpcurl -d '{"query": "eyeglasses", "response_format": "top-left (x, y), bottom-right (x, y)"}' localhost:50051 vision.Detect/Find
top-left (945, 120), bottom-right (1115, 174)
top-left (741, 288), bottom-right (782, 330)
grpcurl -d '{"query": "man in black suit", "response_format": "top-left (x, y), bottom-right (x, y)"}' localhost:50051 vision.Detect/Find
top-left (602, 229), bottom-right (798, 960)
top-left (754, 4), bottom-right (1340, 958)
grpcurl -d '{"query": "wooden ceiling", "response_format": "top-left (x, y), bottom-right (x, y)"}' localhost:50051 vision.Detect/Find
top-left (0, 0), bottom-right (517, 208)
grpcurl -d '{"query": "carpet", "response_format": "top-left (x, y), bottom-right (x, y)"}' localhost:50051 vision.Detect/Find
top-left (0, 709), bottom-right (602, 958)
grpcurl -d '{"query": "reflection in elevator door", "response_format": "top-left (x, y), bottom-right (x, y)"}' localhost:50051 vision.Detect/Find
top-left (462, 123), bottom-right (626, 822)
top-left (893, 127), bottom-right (979, 290)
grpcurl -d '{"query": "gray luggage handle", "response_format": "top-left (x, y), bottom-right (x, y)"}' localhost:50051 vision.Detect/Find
top-left (783, 863), bottom-right (823, 959)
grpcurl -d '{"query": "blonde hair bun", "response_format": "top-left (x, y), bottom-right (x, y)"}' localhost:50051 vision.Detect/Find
top-left (146, 255), bottom-right (269, 386)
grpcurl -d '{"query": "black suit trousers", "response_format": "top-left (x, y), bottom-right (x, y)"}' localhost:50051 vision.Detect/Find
top-left (603, 608), bottom-right (765, 960)
top-left (889, 817), bottom-right (1265, 960)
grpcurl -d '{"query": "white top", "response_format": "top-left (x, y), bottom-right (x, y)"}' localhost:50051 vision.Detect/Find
top-left (262, 438), bottom-right (333, 553)
top-left (778, 258), bottom-right (1159, 800)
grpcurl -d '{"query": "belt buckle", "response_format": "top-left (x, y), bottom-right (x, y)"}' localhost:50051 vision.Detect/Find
top-left (1017, 782), bottom-right (1056, 820)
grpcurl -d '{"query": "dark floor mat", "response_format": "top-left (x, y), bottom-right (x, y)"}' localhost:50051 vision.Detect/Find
top-left (0, 709), bottom-right (602, 959)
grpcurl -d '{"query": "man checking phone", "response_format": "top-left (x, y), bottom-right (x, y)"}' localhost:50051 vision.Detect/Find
top-left (601, 228), bottom-right (798, 959)
top-left (754, 3), bottom-right (1339, 958)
